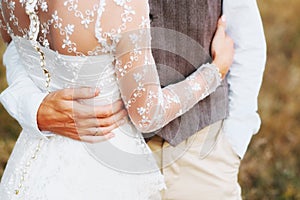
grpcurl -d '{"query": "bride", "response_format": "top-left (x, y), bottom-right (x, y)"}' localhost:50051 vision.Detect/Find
top-left (0, 0), bottom-right (233, 199)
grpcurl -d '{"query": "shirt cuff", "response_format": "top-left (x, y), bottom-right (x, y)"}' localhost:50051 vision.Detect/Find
top-left (0, 89), bottom-right (52, 139)
top-left (20, 92), bottom-right (54, 139)
top-left (222, 114), bottom-right (261, 159)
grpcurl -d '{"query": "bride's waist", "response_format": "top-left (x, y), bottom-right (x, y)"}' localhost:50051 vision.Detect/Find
top-left (28, 73), bottom-right (121, 103)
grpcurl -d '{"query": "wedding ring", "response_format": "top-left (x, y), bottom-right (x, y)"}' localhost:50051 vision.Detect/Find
top-left (94, 127), bottom-right (101, 136)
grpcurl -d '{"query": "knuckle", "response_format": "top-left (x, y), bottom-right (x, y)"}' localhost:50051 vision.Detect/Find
top-left (61, 89), bottom-right (72, 99)
top-left (74, 120), bottom-right (83, 128)
top-left (73, 110), bottom-right (82, 118)
top-left (53, 89), bottom-right (63, 97)
top-left (73, 135), bottom-right (81, 141)
top-left (57, 101), bottom-right (68, 109)
top-left (74, 127), bottom-right (81, 134)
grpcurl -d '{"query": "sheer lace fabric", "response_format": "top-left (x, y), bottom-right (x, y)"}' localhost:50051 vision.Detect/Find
top-left (0, 0), bottom-right (223, 199)
top-left (0, 0), bottom-right (224, 198)
top-left (0, 0), bottom-right (221, 133)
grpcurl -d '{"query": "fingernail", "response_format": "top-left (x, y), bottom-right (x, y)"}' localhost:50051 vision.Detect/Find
top-left (221, 15), bottom-right (226, 22)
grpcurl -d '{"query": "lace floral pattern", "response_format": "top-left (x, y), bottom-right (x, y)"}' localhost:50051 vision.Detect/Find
top-left (113, 1), bottom-right (222, 132)
top-left (0, 0), bottom-right (222, 132)
top-left (0, 1), bottom-right (222, 198)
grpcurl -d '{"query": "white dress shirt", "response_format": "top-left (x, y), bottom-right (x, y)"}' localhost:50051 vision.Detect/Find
top-left (0, 0), bottom-right (266, 158)
top-left (0, 42), bottom-right (50, 139)
top-left (222, 0), bottom-right (266, 158)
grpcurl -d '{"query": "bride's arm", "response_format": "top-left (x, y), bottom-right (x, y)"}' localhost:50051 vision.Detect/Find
top-left (115, 0), bottom-right (234, 133)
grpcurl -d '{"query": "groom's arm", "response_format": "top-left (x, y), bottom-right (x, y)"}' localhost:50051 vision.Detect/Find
top-left (222, 0), bottom-right (267, 158)
top-left (0, 41), bottom-right (126, 142)
top-left (0, 14), bottom-right (49, 138)
top-left (0, 41), bottom-right (50, 139)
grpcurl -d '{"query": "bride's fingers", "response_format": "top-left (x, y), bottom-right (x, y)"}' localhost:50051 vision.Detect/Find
top-left (80, 133), bottom-right (115, 143)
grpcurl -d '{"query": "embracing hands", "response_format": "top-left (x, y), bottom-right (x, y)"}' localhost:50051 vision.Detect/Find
top-left (37, 87), bottom-right (127, 143)
top-left (36, 16), bottom-right (233, 144)
top-left (211, 15), bottom-right (234, 79)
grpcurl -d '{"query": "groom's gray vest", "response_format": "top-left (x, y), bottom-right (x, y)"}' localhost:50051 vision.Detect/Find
top-left (149, 0), bottom-right (229, 146)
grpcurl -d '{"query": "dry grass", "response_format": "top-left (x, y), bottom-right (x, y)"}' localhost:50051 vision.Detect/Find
top-left (239, 0), bottom-right (300, 199)
top-left (0, 41), bottom-right (21, 179)
top-left (0, 1), bottom-right (300, 199)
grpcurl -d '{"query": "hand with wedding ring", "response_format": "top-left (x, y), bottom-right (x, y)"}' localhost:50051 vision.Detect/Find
top-left (37, 87), bottom-right (128, 143)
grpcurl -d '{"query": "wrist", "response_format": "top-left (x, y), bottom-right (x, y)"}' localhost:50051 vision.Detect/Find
top-left (211, 61), bottom-right (223, 80)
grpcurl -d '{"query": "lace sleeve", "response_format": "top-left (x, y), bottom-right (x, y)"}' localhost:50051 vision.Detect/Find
top-left (114, 0), bottom-right (222, 133)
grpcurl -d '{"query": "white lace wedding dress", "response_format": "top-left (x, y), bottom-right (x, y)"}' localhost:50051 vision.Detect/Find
top-left (0, 0), bottom-right (222, 199)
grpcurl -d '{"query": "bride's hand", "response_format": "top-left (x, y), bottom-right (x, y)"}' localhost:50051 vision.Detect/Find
top-left (211, 15), bottom-right (234, 79)
top-left (37, 87), bottom-right (127, 143)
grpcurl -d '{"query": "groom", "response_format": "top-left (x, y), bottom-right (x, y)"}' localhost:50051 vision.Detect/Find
top-left (146, 0), bottom-right (266, 199)
top-left (0, 0), bottom-right (266, 199)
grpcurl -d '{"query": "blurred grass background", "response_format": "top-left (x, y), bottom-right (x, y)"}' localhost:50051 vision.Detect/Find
top-left (0, 0), bottom-right (300, 199)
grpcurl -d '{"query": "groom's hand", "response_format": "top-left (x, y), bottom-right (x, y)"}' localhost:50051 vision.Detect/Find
top-left (37, 88), bottom-right (127, 143)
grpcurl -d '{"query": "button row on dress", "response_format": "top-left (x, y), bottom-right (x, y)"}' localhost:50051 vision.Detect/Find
top-left (14, 0), bottom-right (48, 196)
top-left (26, 0), bottom-right (51, 92)
top-left (15, 138), bottom-right (43, 195)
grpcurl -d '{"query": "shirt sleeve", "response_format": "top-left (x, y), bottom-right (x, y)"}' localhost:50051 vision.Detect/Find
top-left (114, 0), bottom-right (222, 133)
top-left (222, 0), bottom-right (267, 158)
top-left (0, 41), bottom-right (51, 139)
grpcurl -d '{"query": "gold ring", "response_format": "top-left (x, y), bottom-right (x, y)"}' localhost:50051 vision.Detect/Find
top-left (94, 128), bottom-right (100, 136)
top-left (94, 127), bottom-right (101, 136)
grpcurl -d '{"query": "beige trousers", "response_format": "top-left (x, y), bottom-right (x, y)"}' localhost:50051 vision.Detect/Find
top-left (147, 121), bottom-right (242, 200)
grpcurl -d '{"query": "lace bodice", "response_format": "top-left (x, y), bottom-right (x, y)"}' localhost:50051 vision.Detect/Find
top-left (0, 0), bottom-right (222, 133)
